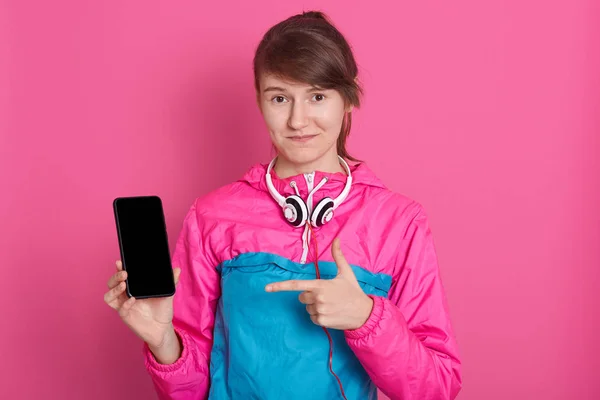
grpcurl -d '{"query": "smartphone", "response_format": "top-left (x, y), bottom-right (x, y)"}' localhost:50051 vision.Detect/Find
top-left (113, 195), bottom-right (176, 299)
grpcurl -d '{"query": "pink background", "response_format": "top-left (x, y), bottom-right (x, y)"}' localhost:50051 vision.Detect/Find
top-left (1, 1), bottom-right (599, 399)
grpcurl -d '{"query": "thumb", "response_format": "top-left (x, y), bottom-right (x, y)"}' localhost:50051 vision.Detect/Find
top-left (173, 267), bottom-right (182, 285)
top-left (332, 238), bottom-right (354, 278)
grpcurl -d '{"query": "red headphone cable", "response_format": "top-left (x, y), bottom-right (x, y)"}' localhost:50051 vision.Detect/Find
top-left (307, 224), bottom-right (348, 400)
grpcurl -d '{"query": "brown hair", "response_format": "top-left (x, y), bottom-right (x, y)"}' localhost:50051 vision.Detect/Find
top-left (253, 10), bottom-right (363, 162)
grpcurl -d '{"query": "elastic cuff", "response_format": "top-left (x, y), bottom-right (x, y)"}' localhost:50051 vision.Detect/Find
top-left (344, 295), bottom-right (384, 340)
top-left (144, 327), bottom-right (189, 373)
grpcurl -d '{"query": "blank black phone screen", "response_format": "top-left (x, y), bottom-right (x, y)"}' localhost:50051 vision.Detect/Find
top-left (114, 196), bottom-right (175, 298)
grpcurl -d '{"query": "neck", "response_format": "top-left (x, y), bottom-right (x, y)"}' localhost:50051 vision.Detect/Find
top-left (274, 152), bottom-right (346, 179)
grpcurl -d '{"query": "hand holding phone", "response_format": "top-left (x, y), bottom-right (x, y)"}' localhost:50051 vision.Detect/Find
top-left (104, 196), bottom-right (182, 362)
top-left (104, 259), bottom-right (182, 356)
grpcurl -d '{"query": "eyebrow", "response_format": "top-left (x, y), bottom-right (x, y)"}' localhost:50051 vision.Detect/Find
top-left (263, 86), bottom-right (326, 93)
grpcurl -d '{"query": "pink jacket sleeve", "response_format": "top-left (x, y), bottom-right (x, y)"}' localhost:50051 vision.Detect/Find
top-left (142, 202), bottom-right (221, 400)
top-left (344, 205), bottom-right (462, 400)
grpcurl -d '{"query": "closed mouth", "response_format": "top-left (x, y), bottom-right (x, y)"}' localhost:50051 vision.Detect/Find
top-left (289, 134), bottom-right (318, 141)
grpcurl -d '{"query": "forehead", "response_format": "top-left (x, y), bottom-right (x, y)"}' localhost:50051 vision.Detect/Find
top-left (259, 73), bottom-right (324, 92)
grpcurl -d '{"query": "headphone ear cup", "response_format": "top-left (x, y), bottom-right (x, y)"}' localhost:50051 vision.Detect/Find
top-left (311, 197), bottom-right (335, 227)
top-left (284, 195), bottom-right (308, 227)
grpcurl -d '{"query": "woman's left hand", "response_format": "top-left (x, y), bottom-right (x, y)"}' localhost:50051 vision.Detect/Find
top-left (265, 238), bottom-right (374, 331)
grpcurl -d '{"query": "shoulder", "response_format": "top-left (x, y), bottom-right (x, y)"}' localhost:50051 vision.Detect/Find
top-left (184, 163), bottom-right (268, 226)
top-left (188, 181), bottom-right (255, 220)
top-left (368, 188), bottom-right (431, 243)
top-left (351, 162), bottom-right (428, 226)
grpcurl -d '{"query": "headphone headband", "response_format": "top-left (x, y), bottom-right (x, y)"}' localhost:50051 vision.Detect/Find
top-left (265, 158), bottom-right (285, 206)
top-left (333, 157), bottom-right (353, 210)
top-left (265, 156), bottom-right (352, 205)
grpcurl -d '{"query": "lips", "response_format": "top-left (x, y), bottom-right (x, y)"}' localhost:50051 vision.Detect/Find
top-left (289, 134), bottom-right (318, 142)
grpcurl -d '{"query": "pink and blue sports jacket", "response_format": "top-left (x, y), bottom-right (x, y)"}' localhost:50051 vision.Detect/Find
top-left (143, 161), bottom-right (462, 399)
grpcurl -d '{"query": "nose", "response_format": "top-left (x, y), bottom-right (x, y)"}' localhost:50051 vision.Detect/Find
top-left (288, 101), bottom-right (309, 131)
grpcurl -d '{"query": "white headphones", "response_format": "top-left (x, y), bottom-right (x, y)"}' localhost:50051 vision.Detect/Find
top-left (265, 156), bottom-right (353, 228)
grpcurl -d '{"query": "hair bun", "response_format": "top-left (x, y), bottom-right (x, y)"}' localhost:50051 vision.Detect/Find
top-left (301, 11), bottom-right (327, 20)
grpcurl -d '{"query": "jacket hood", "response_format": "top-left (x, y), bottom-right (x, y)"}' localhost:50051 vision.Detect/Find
top-left (239, 159), bottom-right (387, 201)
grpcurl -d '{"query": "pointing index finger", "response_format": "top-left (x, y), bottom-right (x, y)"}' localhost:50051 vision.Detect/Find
top-left (266, 279), bottom-right (323, 292)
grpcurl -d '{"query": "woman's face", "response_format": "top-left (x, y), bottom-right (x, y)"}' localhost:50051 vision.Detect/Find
top-left (257, 73), bottom-right (353, 168)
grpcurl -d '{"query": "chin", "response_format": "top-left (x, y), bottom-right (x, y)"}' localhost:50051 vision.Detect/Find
top-left (279, 147), bottom-right (324, 166)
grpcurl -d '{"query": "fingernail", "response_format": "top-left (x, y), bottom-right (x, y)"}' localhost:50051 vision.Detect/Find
top-left (265, 285), bottom-right (272, 292)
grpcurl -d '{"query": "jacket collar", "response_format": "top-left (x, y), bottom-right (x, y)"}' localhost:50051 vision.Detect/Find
top-left (240, 160), bottom-right (387, 199)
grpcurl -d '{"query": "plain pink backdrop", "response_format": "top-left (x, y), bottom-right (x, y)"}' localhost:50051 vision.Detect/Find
top-left (1, 0), bottom-right (599, 399)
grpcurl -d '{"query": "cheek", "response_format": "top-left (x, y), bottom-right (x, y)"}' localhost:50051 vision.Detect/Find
top-left (262, 108), bottom-right (287, 134)
top-left (312, 105), bottom-right (345, 132)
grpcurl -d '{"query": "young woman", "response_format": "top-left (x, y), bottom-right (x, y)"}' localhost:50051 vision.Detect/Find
top-left (104, 10), bottom-right (462, 400)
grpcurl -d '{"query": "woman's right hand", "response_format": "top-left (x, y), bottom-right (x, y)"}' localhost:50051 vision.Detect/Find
top-left (104, 261), bottom-right (182, 359)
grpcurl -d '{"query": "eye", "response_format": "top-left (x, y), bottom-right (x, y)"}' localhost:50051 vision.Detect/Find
top-left (312, 94), bottom-right (325, 102)
top-left (271, 96), bottom-right (287, 104)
